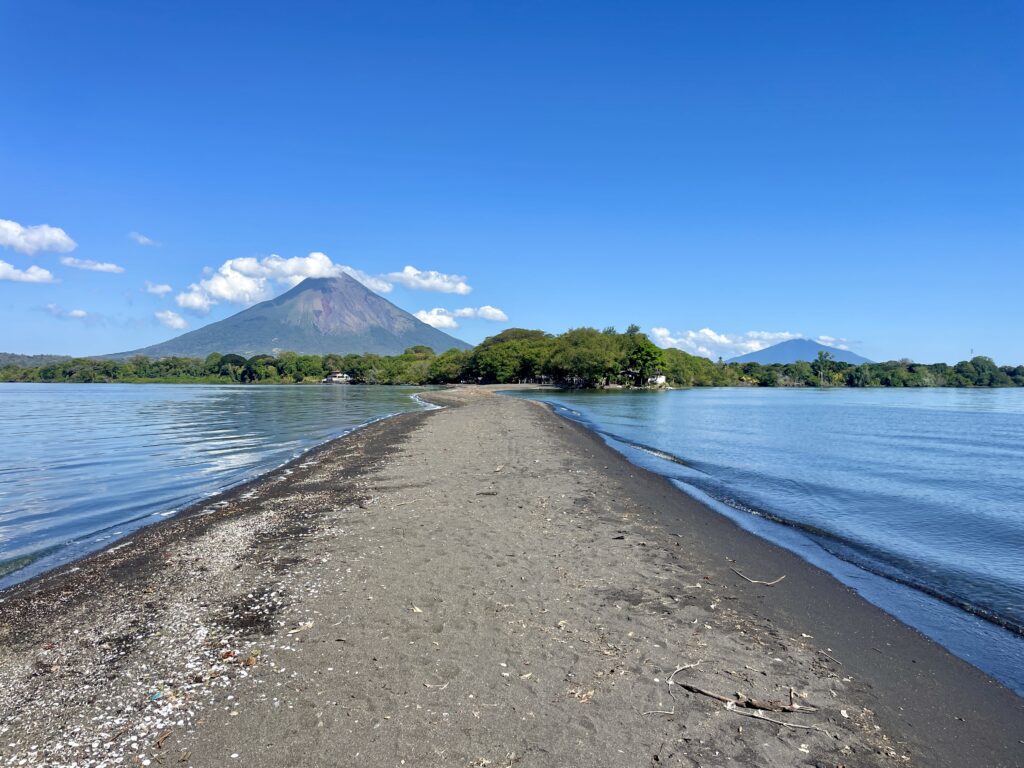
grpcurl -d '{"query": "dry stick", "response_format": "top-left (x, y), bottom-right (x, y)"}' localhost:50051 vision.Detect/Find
top-left (642, 708), bottom-right (676, 716)
top-left (394, 499), bottom-right (423, 507)
top-left (679, 682), bottom-right (816, 713)
top-left (818, 649), bottom-right (844, 666)
top-left (724, 704), bottom-right (834, 737)
top-left (667, 661), bottom-right (702, 685)
top-left (154, 730), bottom-right (173, 749)
top-left (730, 568), bottom-right (786, 586)
top-left (666, 661), bottom-right (702, 702)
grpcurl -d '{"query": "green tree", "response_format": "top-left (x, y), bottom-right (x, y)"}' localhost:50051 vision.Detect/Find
top-left (204, 352), bottom-right (223, 374)
top-left (811, 351), bottom-right (834, 387)
top-left (625, 336), bottom-right (664, 386)
top-left (547, 328), bottom-right (618, 387)
top-left (428, 349), bottom-right (470, 383)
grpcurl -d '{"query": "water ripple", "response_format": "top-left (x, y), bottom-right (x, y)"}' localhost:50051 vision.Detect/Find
top-left (0, 383), bottom-right (430, 589)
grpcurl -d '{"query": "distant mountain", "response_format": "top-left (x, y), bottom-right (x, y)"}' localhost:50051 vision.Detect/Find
top-left (112, 275), bottom-right (472, 358)
top-left (727, 338), bottom-right (872, 365)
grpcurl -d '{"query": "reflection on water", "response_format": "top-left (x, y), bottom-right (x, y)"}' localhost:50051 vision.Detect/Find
top-left (0, 384), bottom-right (429, 589)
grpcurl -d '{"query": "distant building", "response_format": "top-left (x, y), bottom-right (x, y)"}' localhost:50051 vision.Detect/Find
top-left (321, 371), bottom-right (352, 384)
top-left (648, 374), bottom-right (667, 386)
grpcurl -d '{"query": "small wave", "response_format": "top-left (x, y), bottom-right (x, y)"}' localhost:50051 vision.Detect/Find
top-left (410, 392), bottom-right (444, 410)
top-left (628, 444), bottom-right (1024, 639)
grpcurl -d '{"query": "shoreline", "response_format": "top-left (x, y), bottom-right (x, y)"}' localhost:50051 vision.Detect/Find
top-left (1, 387), bottom-right (1021, 767)
top-left (525, 392), bottom-right (1024, 753)
top-left (0, 386), bottom-right (437, 593)
top-left (516, 391), bottom-right (1024, 694)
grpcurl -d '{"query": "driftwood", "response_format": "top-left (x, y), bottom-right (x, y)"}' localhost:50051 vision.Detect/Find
top-left (678, 682), bottom-right (817, 713)
top-left (818, 649), bottom-right (844, 666)
top-left (724, 703), bottom-right (834, 736)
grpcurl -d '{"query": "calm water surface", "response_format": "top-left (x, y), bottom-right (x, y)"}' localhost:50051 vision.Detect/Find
top-left (0, 384), bottom-right (431, 589)
top-left (509, 387), bottom-right (1024, 694)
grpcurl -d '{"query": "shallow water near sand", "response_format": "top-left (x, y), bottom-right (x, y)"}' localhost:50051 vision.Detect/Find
top-left (508, 387), bottom-right (1024, 694)
top-left (0, 383), bottom-right (432, 590)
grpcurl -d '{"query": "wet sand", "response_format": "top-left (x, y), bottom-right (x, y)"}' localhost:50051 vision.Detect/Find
top-left (1, 387), bottom-right (1021, 767)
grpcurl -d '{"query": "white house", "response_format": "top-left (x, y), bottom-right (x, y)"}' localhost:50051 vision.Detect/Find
top-left (321, 371), bottom-right (352, 384)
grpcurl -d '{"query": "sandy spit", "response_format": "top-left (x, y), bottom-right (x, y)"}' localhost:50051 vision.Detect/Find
top-left (1, 386), bottom-right (1021, 767)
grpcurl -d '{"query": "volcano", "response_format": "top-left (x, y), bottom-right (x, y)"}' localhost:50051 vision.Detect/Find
top-left (114, 275), bottom-right (472, 358)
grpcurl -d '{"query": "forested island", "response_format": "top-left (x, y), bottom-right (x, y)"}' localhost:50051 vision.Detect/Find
top-left (2, 327), bottom-right (1021, 388)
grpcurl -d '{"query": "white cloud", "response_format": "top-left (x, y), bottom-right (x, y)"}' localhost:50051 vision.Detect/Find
top-left (175, 252), bottom-right (393, 314)
top-left (651, 327), bottom-right (802, 359)
top-left (0, 259), bottom-right (57, 283)
top-left (415, 308), bottom-right (460, 329)
top-left (155, 309), bottom-right (188, 330)
top-left (176, 288), bottom-right (212, 313)
top-left (386, 265), bottom-right (472, 295)
top-left (144, 280), bottom-right (172, 296)
top-left (0, 218), bottom-right (77, 255)
top-left (258, 252), bottom-right (393, 293)
top-left (815, 335), bottom-right (851, 351)
top-left (129, 231), bottom-right (158, 246)
top-left (46, 303), bottom-right (88, 320)
top-left (337, 265), bottom-right (394, 294)
top-left (174, 253), bottom-right (479, 315)
top-left (415, 305), bottom-right (509, 329)
top-left (469, 305), bottom-right (509, 321)
top-left (60, 256), bottom-right (125, 274)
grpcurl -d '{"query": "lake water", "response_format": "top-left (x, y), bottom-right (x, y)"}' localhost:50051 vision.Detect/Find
top-left (0, 384), bottom-right (432, 590)
top-left (508, 387), bottom-right (1024, 694)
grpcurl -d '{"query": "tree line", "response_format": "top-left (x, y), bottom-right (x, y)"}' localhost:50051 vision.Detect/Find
top-left (2, 327), bottom-right (1021, 388)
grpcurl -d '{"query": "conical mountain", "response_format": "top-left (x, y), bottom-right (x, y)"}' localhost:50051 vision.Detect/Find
top-left (115, 275), bottom-right (472, 358)
top-left (727, 338), bottom-right (871, 365)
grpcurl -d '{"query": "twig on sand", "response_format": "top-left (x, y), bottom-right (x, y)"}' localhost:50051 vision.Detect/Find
top-left (394, 499), bottom-right (423, 507)
top-left (678, 682), bottom-right (816, 713)
top-left (153, 729), bottom-right (173, 749)
top-left (818, 649), bottom-right (844, 666)
top-left (667, 661), bottom-right (702, 686)
top-left (730, 568), bottom-right (786, 586)
top-left (287, 621), bottom-right (314, 635)
top-left (666, 661), bottom-right (701, 702)
top-left (724, 703), bottom-right (834, 736)
top-left (643, 708), bottom-right (676, 715)
top-left (424, 681), bottom-right (449, 690)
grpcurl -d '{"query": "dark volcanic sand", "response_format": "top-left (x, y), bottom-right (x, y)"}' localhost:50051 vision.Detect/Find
top-left (0, 387), bottom-right (1021, 767)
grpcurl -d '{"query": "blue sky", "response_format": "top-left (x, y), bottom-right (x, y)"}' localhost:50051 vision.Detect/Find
top-left (1, 1), bottom-right (1021, 363)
